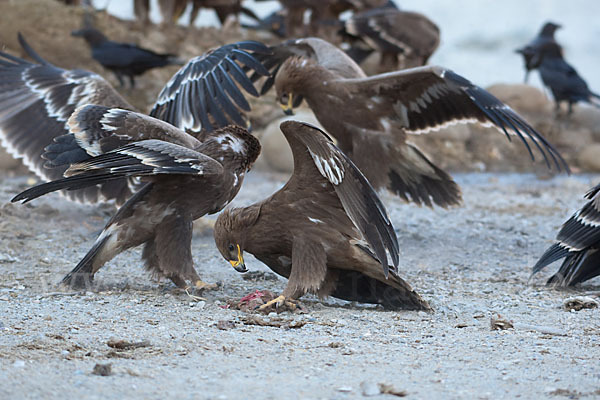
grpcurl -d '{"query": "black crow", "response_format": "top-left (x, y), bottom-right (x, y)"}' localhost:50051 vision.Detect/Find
top-left (515, 21), bottom-right (561, 83)
top-left (71, 27), bottom-right (184, 88)
top-left (537, 42), bottom-right (600, 114)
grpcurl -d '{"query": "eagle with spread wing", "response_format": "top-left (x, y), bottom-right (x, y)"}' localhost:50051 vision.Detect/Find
top-left (160, 37), bottom-right (569, 209)
top-left (214, 121), bottom-right (430, 311)
top-left (5, 35), bottom-right (268, 289)
top-left (0, 33), bottom-right (269, 205)
top-left (13, 106), bottom-right (260, 289)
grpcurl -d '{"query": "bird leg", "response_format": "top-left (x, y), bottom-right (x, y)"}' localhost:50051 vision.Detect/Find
top-left (257, 295), bottom-right (301, 313)
top-left (114, 72), bottom-right (125, 87)
top-left (193, 279), bottom-right (218, 291)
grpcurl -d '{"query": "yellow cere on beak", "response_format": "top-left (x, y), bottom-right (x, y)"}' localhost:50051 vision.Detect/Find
top-left (229, 244), bottom-right (244, 268)
top-left (280, 93), bottom-right (294, 115)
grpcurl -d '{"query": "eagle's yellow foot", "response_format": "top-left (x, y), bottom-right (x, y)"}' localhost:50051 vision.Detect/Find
top-left (257, 295), bottom-right (300, 313)
top-left (193, 280), bottom-right (218, 291)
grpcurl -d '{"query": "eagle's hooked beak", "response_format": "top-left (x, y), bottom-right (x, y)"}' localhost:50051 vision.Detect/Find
top-left (280, 93), bottom-right (294, 116)
top-left (229, 244), bottom-right (247, 273)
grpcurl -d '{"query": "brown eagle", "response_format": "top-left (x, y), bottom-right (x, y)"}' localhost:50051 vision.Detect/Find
top-left (532, 183), bottom-right (600, 287)
top-left (165, 37), bottom-right (569, 209)
top-left (0, 33), bottom-right (269, 205)
top-left (342, 3), bottom-right (440, 71)
top-left (12, 106), bottom-right (260, 289)
top-left (214, 120), bottom-right (430, 311)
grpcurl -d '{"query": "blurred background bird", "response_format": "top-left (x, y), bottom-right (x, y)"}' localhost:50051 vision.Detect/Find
top-left (72, 24), bottom-right (185, 88)
top-left (516, 21), bottom-right (600, 115)
top-left (515, 21), bottom-right (561, 83)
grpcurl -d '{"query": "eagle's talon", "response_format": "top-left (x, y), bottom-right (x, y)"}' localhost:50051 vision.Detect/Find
top-left (257, 295), bottom-right (286, 312)
top-left (193, 280), bottom-right (218, 291)
top-left (256, 295), bottom-right (301, 313)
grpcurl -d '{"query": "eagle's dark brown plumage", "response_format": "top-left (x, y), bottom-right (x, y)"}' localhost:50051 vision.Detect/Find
top-left (13, 106), bottom-right (260, 289)
top-left (0, 34), bottom-right (269, 205)
top-left (532, 183), bottom-right (600, 287)
top-left (343, 4), bottom-right (440, 71)
top-left (165, 37), bottom-right (568, 209)
top-left (214, 120), bottom-right (430, 311)
top-left (264, 38), bottom-right (568, 208)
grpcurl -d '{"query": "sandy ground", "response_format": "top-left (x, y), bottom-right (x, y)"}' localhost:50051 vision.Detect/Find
top-left (0, 170), bottom-right (599, 399)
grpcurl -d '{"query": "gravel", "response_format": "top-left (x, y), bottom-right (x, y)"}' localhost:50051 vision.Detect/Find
top-left (0, 171), bottom-right (599, 399)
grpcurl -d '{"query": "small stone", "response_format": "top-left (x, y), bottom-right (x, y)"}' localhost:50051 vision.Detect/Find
top-left (92, 363), bottom-right (112, 376)
top-left (337, 387), bottom-right (353, 393)
top-left (360, 381), bottom-right (381, 396)
top-left (0, 253), bottom-right (18, 263)
top-left (379, 383), bottom-right (408, 397)
top-left (216, 320), bottom-right (236, 330)
top-left (491, 314), bottom-right (514, 330)
top-left (563, 296), bottom-right (599, 311)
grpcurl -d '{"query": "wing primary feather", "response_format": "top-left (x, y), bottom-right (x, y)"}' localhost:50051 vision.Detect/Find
top-left (502, 111), bottom-right (553, 168)
top-left (231, 49), bottom-right (270, 77)
top-left (493, 110), bottom-right (536, 162)
top-left (17, 33), bottom-right (51, 66)
top-left (195, 80), bottom-right (213, 132)
top-left (208, 70), bottom-right (246, 125)
top-left (235, 41), bottom-right (272, 54)
top-left (223, 57), bottom-right (260, 97)
top-left (204, 73), bottom-right (230, 127)
top-left (216, 63), bottom-right (251, 111)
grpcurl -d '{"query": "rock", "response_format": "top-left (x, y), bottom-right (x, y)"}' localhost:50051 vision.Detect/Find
top-left (563, 296), bottom-right (599, 311)
top-left (92, 363), bottom-right (113, 376)
top-left (379, 383), bottom-right (408, 397)
top-left (555, 127), bottom-right (593, 152)
top-left (490, 314), bottom-right (514, 330)
top-left (570, 106), bottom-right (600, 139)
top-left (360, 381), bottom-right (381, 397)
top-left (258, 110), bottom-right (323, 173)
top-left (216, 320), bottom-right (236, 330)
top-left (0, 253), bottom-right (18, 263)
top-left (107, 339), bottom-right (151, 350)
top-left (576, 143), bottom-right (600, 171)
top-left (486, 84), bottom-right (552, 115)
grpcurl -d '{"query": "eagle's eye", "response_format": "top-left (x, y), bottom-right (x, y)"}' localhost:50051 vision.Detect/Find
top-left (228, 244), bottom-right (235, 252)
